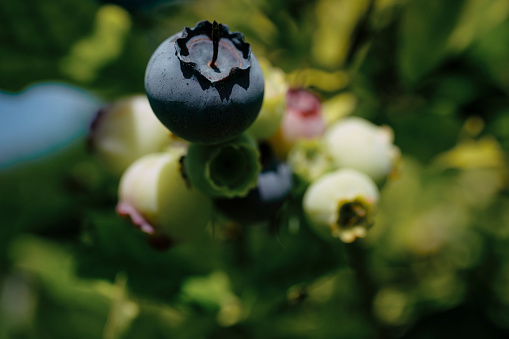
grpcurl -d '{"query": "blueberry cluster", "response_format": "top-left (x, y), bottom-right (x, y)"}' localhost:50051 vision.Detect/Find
top-left (89, 21), bottom-right (400, 249)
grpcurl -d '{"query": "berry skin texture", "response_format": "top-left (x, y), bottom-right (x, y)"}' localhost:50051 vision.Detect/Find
top-left (185, 133), bottom-right (261, 198)
top-left (88, 95), bottom-right (171, 175)
top-left (117, 148), bottom-right (212, 246)
top-left (303, 168), bottom-right (379, 243)
top-left (324, 117), bottom-right (400, 182)
top-left (145, 21), bottom-right (265, 144)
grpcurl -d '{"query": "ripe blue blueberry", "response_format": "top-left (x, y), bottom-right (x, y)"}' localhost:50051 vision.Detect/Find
top-left (145, 20), bottom-right (265, 144)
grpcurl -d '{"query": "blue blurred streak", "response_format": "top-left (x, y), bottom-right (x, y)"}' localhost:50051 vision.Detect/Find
top-left (0, 83), bottom-right (101, 169)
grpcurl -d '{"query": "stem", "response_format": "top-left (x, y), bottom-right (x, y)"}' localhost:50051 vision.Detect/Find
top-left (344, 241), bottom-right (390, 339)
top-left (211, 20), bottom-right (220, 67)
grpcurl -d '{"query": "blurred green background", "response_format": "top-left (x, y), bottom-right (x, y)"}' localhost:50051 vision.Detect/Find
top-left (1, 0), bottom-right (509, 338)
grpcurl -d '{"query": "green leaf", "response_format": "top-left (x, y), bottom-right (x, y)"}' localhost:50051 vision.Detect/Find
top-left (469, 19), bottom-right (509, 91)
top-left (398, 0), bottom-right (465, 84)
top-left (0, 0), bottom-right (98, 91)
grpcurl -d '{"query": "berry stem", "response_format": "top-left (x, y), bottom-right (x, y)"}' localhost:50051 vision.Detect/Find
top-left (211, 20), bottom-right (220, 67)
top-left (344, 241), bottom-right (391, 339)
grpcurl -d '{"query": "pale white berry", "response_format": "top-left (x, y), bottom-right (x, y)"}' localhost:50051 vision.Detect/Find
top-left (117, 148), bottom-right (212, 244)
top-left (303, 168), bottom-right (379, 243)
top-left (324, 117), bottom-right (400, 182)
top-left (90, 95), bottom-right (171, 175)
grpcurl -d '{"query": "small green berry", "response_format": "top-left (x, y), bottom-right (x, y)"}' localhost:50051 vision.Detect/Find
top-left (185, 133), bottom-right (261, 198)
top-left (117, 148), bottom-right (212, 246)
top-left (287, 138), bottom-right (334, 188)
top-left (246, 60), bottom-right (288, 140)
top-left (89, 95), bottom-right (171, 175)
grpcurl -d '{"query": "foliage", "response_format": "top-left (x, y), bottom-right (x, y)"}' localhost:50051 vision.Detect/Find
top-left (1, 0), bottom-right (509, 338)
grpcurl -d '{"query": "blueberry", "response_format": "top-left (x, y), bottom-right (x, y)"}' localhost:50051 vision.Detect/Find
top-left (282, 88), bottom-right (325, 142)
top-left (323, 117), bottom-right (401, 182)
top-left (215, 143), bottom-right (293, 223)
top-left (287, 138), bottom-right (333, 187)
top-left (302, 168), bottom-right (379, 243)
top-left (246, 59), bottom-right (288, 140)
top-left (117, 147), bottom-right (213, 248)
top-left (145, 21), bottom-right (265, 144)
top-left (88, 95), bottom-right (171, 175)
top-left (185, 133), bottom-right (261, 198)
top-left (270, 88), bottom-right (325, 158)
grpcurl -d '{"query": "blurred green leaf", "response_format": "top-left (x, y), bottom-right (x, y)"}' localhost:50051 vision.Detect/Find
top-left (398, 0), bottom-right (465, 84)
top-left (469, 19), bottom-right (509, 91)
top-left (2, 0), bottom-right (509, 337)
top-left (0, 0), bottom-right (98, 91)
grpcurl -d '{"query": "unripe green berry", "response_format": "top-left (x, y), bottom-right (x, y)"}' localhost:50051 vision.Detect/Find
top-left (117, 148), bottom-right (212, 245)
top-left (287, 139), bottom-right (334, 186)
top-left (89, 95), bottom-right (171, 175)
top-left (246, 60), bottom-right (287, 140)
top-left (185, 133), bottom-right (261, 198)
